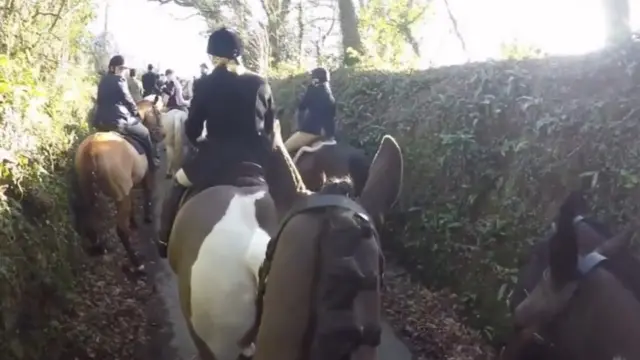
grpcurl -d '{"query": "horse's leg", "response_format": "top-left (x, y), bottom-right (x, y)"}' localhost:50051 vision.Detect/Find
top-left (142, 172), bottom-right (155, 224)
top-left (129, 192), bottom-right (139, 230)
top-left (115, 194), bottom-right (144, 272)
top-left (165, 144), bottom-right (175, 178)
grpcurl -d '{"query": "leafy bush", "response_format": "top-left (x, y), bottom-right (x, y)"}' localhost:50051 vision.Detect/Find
top-left (0, 0), bottom-right (97, 357)
top-left (271, 42), bottom-right (640, 342)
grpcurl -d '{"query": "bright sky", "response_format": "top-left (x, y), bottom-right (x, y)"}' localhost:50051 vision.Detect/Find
top-left (89, 0), bottom-right (210, 77)
top-left (90, 0), bottom-right (640, 73)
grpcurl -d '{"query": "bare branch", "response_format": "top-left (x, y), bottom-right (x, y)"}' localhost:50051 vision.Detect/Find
top-left (441, 0), bottom-right (468, 60)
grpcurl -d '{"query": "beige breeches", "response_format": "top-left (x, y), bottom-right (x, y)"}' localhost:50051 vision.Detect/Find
top-left (283, 131), bottom-right (322, 154)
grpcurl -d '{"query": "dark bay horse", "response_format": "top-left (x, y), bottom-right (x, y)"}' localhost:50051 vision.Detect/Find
top-left (502, 192), bottom-right (640, 360)
top-left (291, 138), bottom-right (371, 195)
top-left (70, 100), bottom-right (164, 272)
top-left (166, 120), bottom-right (403, 360)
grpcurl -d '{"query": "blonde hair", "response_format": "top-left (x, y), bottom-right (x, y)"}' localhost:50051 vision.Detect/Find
top-left (210, 55), bottom-right (246, 75)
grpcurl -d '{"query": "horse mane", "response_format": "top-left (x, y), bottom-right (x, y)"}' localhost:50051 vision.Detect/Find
top-left (318, 176), bottom-right (355, 198)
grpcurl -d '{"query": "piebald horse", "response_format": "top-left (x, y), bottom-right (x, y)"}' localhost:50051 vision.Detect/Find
top-left (167, 121), bottom-right (403, 360)
top-left (70, 99), bottom-right (165, 272)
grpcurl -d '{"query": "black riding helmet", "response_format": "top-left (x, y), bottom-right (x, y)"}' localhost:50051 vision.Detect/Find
top-left (310, 67), bottom-right (329, 83)
top-left (207, 27), bottom-right (243, 59)
top-left (108, 55), bottom-right (126, 68)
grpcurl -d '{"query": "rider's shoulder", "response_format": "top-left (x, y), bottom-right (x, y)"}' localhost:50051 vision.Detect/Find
top-left (238, 71), bottom-right (269, 89)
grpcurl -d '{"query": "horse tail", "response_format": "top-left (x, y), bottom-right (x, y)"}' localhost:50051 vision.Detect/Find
top-left (348, 152), bottom-right (371, 197)
top-left (68, 143), bottom-right (99, 237)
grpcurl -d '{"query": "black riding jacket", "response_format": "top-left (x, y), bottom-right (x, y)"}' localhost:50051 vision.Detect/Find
top-left (297, 82), bottom-right (336, 137)
top-left (141, 71), bottom-right (160, 97)
top-left (93, 73), bottom-right (139, 128)
top-left (184, 66), bottom-right (275, 147)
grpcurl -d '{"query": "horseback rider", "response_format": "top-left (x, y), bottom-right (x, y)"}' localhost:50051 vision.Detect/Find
top-left (163, 69), bottom-right (190, 111)
top-left (92, 55), bottom-right (159, 170)
top-left (127, 68), bottom-right (143, 102)
top-left (283, 67), bottom-right (336, 155)
top-left (157, 27), bottom-right (276, 258)
top-left (141, 63), bottom-right (161, 98)
top-left (193, 63), bottom-right (209, 95)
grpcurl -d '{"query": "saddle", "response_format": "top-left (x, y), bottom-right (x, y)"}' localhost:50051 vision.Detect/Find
top-left (93, 131), bottom-right (146, 155)
top-left (292, 138), bottom-right (337, 164)
top-left (178, 162), bottom-right (266, 209)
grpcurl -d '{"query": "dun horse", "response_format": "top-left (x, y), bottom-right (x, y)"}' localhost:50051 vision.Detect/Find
top-left (502, 192), bottom-right (640, 360)
top-left (70, 99), bottom-right (164, 272)
top-left (166, 120), bottom-right (403, 360)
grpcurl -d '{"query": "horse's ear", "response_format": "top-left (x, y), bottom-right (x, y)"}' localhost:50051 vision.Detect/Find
top-left (549, 201), bottom-right (579, 285)
top-left (359, 135), bottom-right (403, 220)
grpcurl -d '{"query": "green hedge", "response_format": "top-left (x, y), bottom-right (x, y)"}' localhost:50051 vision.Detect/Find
top-left (0, 0), bottom-right (104, 357)
top-left (271, 43), bottom-right (640, 341)
top-left (0, 53), bottom-right (98, 358)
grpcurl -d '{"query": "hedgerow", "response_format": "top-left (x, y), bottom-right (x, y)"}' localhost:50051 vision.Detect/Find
top-left (271, 42), bottom-right (640, 342)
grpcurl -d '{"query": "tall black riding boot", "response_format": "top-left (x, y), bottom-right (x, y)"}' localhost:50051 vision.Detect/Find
top-left (158, 181), bottom-right (187, 258)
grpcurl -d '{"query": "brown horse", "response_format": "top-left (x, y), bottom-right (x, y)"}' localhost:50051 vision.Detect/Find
top-left (503, 192), bottom-right (640, 360)
top-left (70, 99), bottom-right (164, 272)
top-left (166, 120), bottom-right (403, 360)
top-left (291, 138), bottom-right (371, 195)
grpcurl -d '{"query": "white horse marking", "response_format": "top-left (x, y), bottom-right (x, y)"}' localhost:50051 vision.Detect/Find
top-left (190, 190), bottom-right (270, 360)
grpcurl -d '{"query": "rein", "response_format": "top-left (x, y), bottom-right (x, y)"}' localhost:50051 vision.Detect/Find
top-left (239, 194), bottom-right (378, 350)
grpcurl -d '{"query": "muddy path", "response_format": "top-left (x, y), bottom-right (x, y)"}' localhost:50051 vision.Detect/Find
top-left (134, 145), bottom-right (415, 360)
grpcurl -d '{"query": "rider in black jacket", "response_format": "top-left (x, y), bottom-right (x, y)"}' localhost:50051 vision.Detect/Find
top-left (93, 55), bottom-right (159, 171)
top-left (283, 67), bottom-right (336, 154)
top-left (157, 27), bottom-right (276, 258)
top-left (141, 64), bottom-right (161, 98)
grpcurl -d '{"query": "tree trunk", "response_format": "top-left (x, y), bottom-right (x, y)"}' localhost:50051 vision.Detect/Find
top-left (337, 0), bottom-right (364, 66)
top-left (602, 0), bottom-right (631, 45)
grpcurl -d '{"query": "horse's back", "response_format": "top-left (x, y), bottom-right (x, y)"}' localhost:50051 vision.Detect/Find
top-left (296, 141), bottom-right (369, 193)
top-left (169, 184), bottom-right (277, 360)
top-left (75, 132), bottom-right (144, 200)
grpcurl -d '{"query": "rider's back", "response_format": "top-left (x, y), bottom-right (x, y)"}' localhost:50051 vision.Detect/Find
top-left (94, 73), bottom-right (133, 127)
top-left (188, 66), bottom-right (269, 144)
top-left (299, 83), bottom-right (335, 137)
top-left (141, 71), bottom-right (157, 93)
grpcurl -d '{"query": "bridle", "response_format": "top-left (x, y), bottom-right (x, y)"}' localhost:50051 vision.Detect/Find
top-left (529, 214), bottom-right (609, 349)
top-left (242, 193), bottom-right (384, 355)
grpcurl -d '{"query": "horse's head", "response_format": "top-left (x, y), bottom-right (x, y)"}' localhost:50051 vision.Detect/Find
top-left (137, 99), bottom-right (165, 142)
top-left (509, 191), bottom-right (640, 359)
top-left (252, 134), bottom-right (403, 359)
